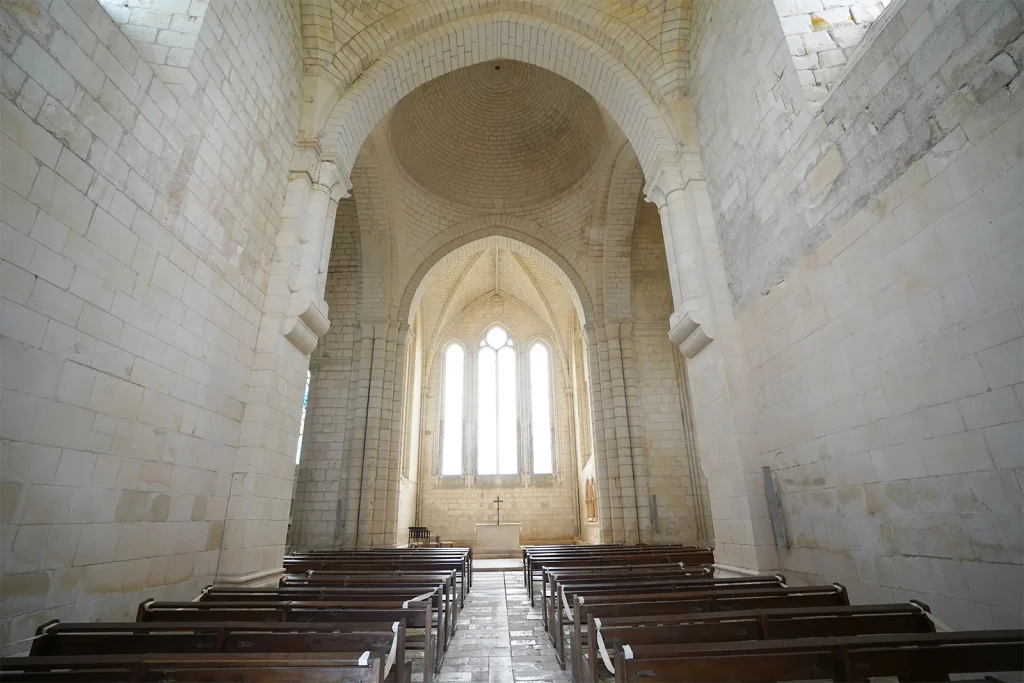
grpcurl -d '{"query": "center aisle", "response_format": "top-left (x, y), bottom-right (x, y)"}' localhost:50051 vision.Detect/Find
top-left (435, 571), bottom-right (572, 683)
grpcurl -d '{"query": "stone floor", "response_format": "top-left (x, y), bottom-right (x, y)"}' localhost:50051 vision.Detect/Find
top-left (473, 558), bottom-right (522, 572)
top-left (428, 571), bottom-right (573, 683)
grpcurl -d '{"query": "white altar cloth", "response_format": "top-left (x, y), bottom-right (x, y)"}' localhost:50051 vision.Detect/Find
top-left (475, 523), bottom-right (522, 552)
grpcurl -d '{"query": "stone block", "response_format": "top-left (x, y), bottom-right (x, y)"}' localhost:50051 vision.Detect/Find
top-left (807, 146), bottom-right (845, 194)
top-left (20, 486), bottom-right (72, 525)
top-left (818, 48), bottom-right (848, 67)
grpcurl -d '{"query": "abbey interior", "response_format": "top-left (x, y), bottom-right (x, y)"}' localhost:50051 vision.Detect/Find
top-left (0, 0), bottom-right (1022, 678)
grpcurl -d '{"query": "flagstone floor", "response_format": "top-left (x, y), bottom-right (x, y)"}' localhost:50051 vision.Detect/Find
top-left (426, 571), bottom-right (573, 683)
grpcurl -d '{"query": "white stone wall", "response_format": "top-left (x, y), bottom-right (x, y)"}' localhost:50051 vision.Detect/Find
top-left (1, 0), bottom-right (301, 648)
top-left (775, 0), bottom-right (893, 104)
top-left (692, 0), bottom-right (1023, 626)
top-left (97, 0), bottom-right (209, 93)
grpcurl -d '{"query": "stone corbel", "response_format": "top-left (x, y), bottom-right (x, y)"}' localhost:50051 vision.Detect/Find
top-left (279, 142), bottom-right (352, 356)
top-left (283, 292), bottom-right (330, 356)
top-left (669, 307), bottom-right (714, 358)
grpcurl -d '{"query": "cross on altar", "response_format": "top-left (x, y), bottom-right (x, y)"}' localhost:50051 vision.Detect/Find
top-left (493, 496), bottom-right (504, 524)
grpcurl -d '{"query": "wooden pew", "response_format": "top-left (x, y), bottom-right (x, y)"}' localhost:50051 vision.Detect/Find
top-left (0, 651), bottom-right (381, 682)
top-left (526, 548), bottom-right (713, 603)
top-left (611, 629), bottom-right (1024, 683)
top-left (137, 600), bottom-right (438, 683)
top-left (564, 582), bottom-right (849, 676)
top-left (203, 581), bottom-right (457, 649)
top-left (28, 619), bottom-right (410, 683)
top-left (536, 561), bottom-right (712, 626)
top-left (552, 577), bottom-right (818, 670)
top-left (521, 544), bottom-right (621, 585)
top-left (523, 544), bottom-right (705, 582)
top-left (542, 567), bottom-right (768, 632)
top-left (279, 570), bottom-right (459, 631)
top-left (287, 548), bottom-right (472, 595)
top-left (285, 558), bottom-right (469, 607)
top-left (580, 602), bottom-right (936, 683)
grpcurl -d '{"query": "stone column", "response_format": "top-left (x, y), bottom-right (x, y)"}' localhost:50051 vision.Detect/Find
top-left (644, 152), bottom-right (716, 358)
top-left (219, 145), bottom-right (349, 583)
top-left (336, 320), bottom-right (407, 548)
top-left (645, 150), bottom-right (779, 572)
top-left (586, 322), bottom-right (651, 543)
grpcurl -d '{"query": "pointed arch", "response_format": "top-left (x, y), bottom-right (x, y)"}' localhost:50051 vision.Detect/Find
top-left (400, 217), bottom-right (596, 328)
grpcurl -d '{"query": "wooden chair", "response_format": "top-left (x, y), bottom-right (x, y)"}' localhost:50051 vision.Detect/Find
top-left (408, 527), bottom-right (430, 547)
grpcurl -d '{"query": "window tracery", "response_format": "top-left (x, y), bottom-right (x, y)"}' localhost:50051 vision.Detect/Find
top-left (438, 325), bottom-right (556, 478)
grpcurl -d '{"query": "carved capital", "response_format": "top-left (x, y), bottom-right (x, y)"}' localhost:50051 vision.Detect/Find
top-left (643, 164), bottom-right (685, 208)
top-left (668, 307), bottom-right (714, 358)
top-left (290, 143), bottom-right (352, 200)
top-left (643, 151), bottom-right (705, 207)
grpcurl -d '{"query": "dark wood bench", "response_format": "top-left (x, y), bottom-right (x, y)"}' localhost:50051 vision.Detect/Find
top-left (551, 577), bottom-right (816, 669)
top-left (536, 561), bottom-right (712, 626)
top-left (27, 619), bottom-right (410, 683)
top-left (522, 544), bottom-right (688, 584)
top-left (523, 544), bottom-right (702, 587)
top-left (527, 548), bottom-right (713, 604)
top-left (137, 600), bottom-right (438, 683)
top-left (611, 629), bottom-right (1024, 682)
top-left (0, 651), bottom-right (381, 682)
top-left (581, 601), bottom-right (936, 683)
top-left (203, 581), bottom-right (457, 649)
top-left (543, 567), bottom-right (776, 633)
top-left (279, 570), bottom-right (460, 628)
top-left (564, 582), bottom-right (850, 677)
top-left (285, 558), bottom-right (469, 606)
top-left (287, 548), bottom-right (472, 593)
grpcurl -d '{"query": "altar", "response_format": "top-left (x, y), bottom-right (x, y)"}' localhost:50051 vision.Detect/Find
top-left (475, 523), bottom-right (522, 552)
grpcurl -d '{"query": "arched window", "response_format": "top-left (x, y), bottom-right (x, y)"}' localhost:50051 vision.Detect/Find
top-left (529, 342), bottom-right (553, 474)
top-left (440, 343), bottom-right (465, 475)
top-left (478, 326), bottom-right (517, 474)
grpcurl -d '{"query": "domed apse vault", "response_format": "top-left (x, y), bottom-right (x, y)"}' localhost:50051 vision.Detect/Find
top-left (389, 60), bottom-right (608, 210)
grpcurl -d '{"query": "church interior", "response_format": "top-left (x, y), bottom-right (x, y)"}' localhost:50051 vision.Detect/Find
top-left (1, 0), bottom-right (1022, 680)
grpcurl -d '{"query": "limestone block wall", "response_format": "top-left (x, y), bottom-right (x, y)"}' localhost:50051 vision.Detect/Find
top-left (692, 0), bottom-right (1023, 627)
top-left (775, 0), bottom-right (894, 104)
top-left (416, 298), bottom-right (579, 544)
top-left (0, 0), bottom-right (301, 648)
top-left (97, 0), bottom-right (209, 92)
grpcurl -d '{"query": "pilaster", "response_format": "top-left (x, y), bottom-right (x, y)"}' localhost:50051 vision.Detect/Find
top-left (218, 144), bottom-right (351, 582)
top-left (647, 145), bottom-right (779, 571)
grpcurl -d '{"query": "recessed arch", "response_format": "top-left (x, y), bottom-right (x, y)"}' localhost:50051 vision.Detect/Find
top-left (319, 12), bottom-right (681, 185)
top-left (400, 217), bottom-right (596, 328)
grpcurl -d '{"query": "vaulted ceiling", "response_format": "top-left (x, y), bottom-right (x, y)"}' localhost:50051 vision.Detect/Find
top-left (414, 236), bottom-right (578, 365)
